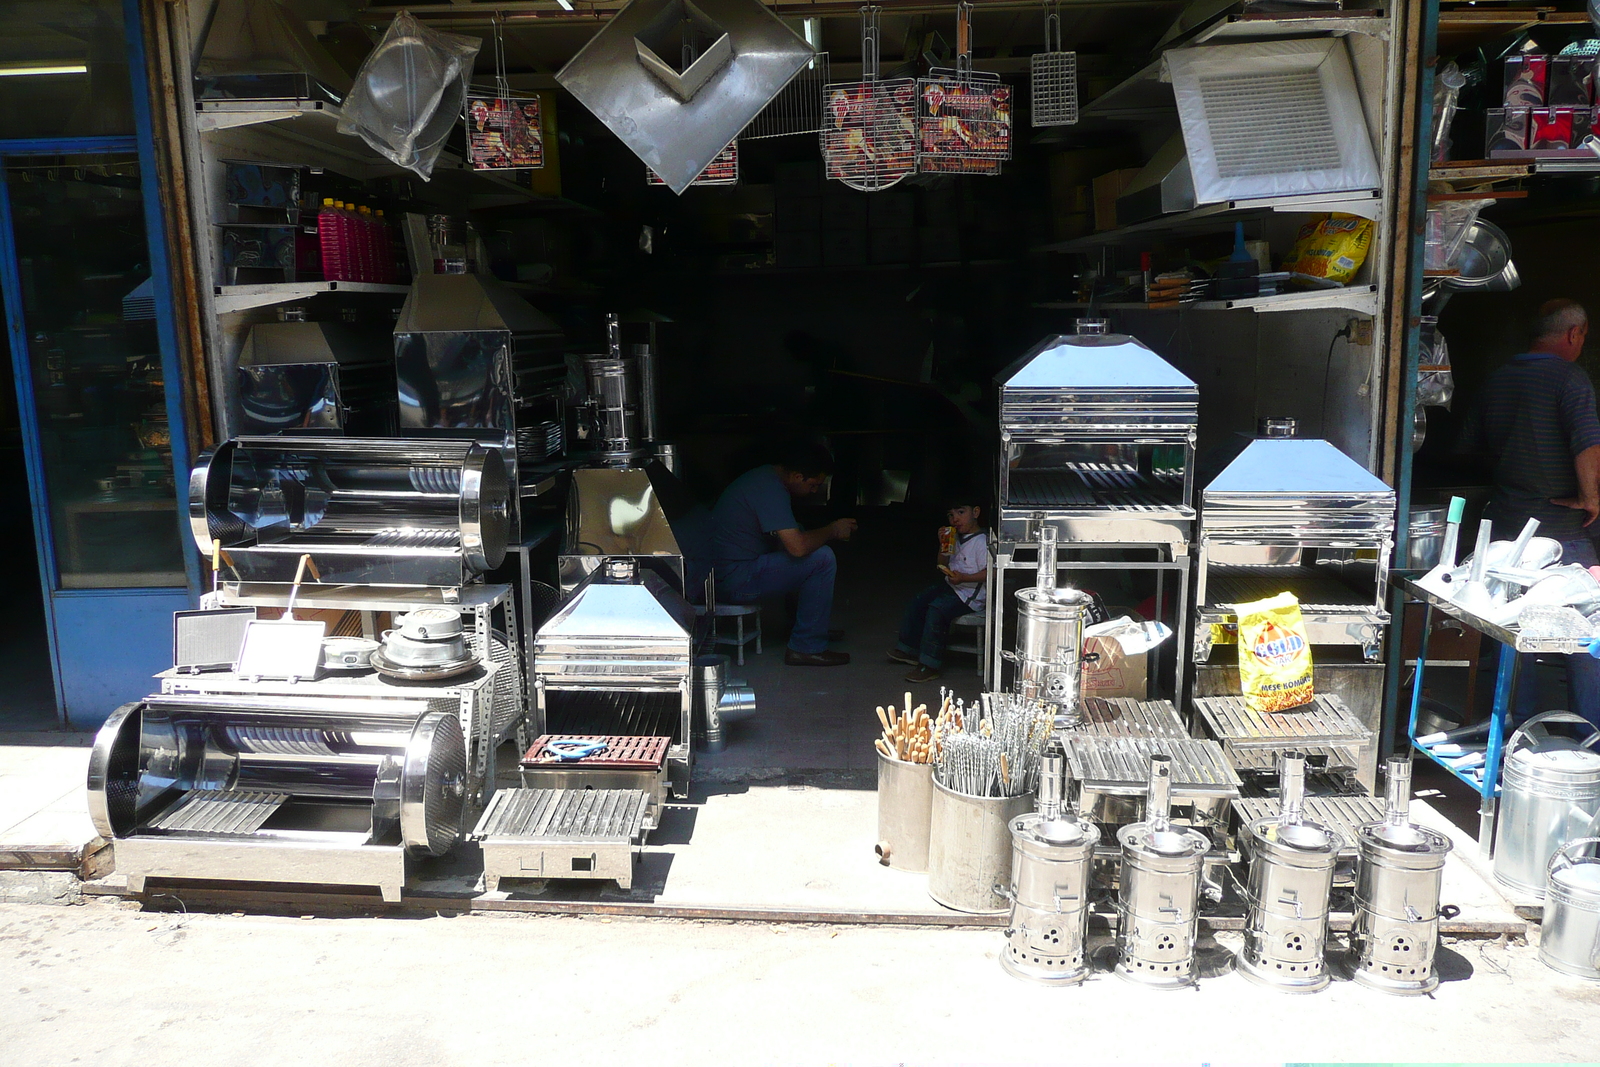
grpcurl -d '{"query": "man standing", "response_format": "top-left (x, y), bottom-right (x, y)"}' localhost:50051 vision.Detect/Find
top-left (1461, 299), bottom-right (1600, 725)
top-left (712, 441), bottom-right (858, 666)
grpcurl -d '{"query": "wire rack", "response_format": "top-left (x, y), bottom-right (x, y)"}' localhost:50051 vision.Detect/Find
top-left (822, 7), bottom-right (917, 192)
top-left (745, 53), bottom-right (832, 139)
top-left (648, 140), bottom-right (739, 187)
top-left (916, 2), bottom-right (1012, 175)
top-left (1030, 5), bottom-right (1078, 127)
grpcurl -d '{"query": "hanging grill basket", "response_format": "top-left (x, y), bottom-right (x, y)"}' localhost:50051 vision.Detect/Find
top-left (821, 6), bottom-right (917, 192)
top-left (916, 2), bottom-right (1012, 175)
top-left (648, 140), bottom-right (739, 186)
top-left (1030, 4), bottom-right (1078, 127)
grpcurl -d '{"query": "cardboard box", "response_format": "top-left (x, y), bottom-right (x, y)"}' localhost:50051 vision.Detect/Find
top-left (1092, 168), bottom-right (1141, 232)
top-left (1081, 634), bottom-right (1149, 700)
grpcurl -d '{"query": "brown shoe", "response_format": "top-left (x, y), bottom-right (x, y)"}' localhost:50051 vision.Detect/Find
top-left (904, 665), bottom-right (942, 683)
top-left (785, 649), bottom-right (851, 667)
top-left (886, 649), bottom-right (918, 666)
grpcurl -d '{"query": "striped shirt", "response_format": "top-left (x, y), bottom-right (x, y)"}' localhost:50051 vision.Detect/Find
top-left (1459, 352), bottom-right (1600, 539)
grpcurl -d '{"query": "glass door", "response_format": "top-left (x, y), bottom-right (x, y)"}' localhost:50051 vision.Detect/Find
top-left (0, 154), bottom-right (191, 726)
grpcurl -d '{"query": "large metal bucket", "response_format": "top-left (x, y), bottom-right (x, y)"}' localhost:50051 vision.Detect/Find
top-left (1493, 712), bottom-right (1600, 899)
top-left (875, 751), bottom-right (934, 872)
top-left (928, 777), bottom-right (1032, 914)
top-left (1540, 837), bottom-right (1600, 980)
top-left (1406, 507), bottom-right (1448, 570)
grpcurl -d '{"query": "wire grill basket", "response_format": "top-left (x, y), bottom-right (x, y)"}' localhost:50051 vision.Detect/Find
top-left (648, 141), bottom-right (739, 187)
top-left (916, 2), bottom-right (1011, 175)
top-left (1030, 6), bottom-right (1078, 127)
top-left (745, 53), bottom-right (832, 139)
top-left (821, 6), bottom-right (916, 191)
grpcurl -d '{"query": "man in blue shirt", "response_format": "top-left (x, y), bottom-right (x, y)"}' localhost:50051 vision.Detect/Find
top-left (712, 441), bottom-right (857, 666)
top-left (1460, 299), bottom-right (1599, 725)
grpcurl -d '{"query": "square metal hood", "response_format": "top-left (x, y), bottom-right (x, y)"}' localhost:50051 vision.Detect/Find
top-left (1205, 439), bottom-right (1392, 499)
top-left (394, 273), bottom-right (560, 336)
top-left (997, 333), bottom-right (1198, 393)
top-left (555, 0), bottom-right (816, 194)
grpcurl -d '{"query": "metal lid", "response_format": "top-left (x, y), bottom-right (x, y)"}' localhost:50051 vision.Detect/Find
top-left (1117, 821), bottom-right (1209, 858)
top-left (1507, 741), bottom-right (1600, 782)
top-left (1249, 816), bottom-right (1340, 855)
top-left (1553, 863), bottom-right (1600, 891)
top-left (1016, 586), bottom-right (1092, 614)
top-left (1014, 810), bottom-right (1099, 848)
top-left (1358, 819), bottom-right (1453, 855)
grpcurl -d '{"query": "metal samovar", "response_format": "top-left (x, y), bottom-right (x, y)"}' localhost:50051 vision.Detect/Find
top-left (1009, 527), bottom-right (1092, 726)
top-left (1115, 753), bottom-right (1211, 988)
top-left (1238, 753), bottom-right (1345, 993)
top-left (1002, 738), bottom-right (1101, 985)
top-left (1349, 756), bottom-right (1454, 995)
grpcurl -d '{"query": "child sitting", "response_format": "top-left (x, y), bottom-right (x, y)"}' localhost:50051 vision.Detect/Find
top-left (887, 500), bottom-right (988, 683)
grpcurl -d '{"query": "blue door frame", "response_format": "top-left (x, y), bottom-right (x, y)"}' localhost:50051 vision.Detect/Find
top-left (0, 0), bottom-right (199, 727)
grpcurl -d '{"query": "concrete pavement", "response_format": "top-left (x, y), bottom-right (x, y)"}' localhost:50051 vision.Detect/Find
top-left (1, 898), bottom-right (1595, 1066)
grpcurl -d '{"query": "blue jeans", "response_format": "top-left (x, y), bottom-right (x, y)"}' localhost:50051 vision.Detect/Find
top-left (895, 583), bottom-right (974, 670)
top-left (717, 547), bottom-right (836, 655)
top-left (1515, 537), bottom-right (1600, 729)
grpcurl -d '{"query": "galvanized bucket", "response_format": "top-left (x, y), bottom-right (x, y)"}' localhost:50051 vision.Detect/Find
top-left (875, 750), bottom-right (934, 873)
top-left (1493, 712), bottom-right (1600, 899)
top-left (927, 776), bottom-right (1032, 914)
top-left (1540, 837), bottom-right (1600, 981)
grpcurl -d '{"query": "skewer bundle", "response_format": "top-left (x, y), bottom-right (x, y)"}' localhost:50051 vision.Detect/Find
top-left (933, 689), bottom-right (1053, 798)
top-left (873, 690), bottom-right (964, 764)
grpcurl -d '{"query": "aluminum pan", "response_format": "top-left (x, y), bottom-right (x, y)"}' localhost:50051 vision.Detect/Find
top-left (556, 0), bottom-right (815, 195)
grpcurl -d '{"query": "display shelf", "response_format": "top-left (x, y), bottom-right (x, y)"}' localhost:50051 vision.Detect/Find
top-left (1437, 7), bottom-right (1551, 55)
top-left (214, 280), bottom-right (411, 314)
top-left (1429, 161), bottom-right (1535, 184)
top-left (1035, 285), bottom-right (1378, 316)
top-left (1033, 189), bottom-right (1383, 254)
top-left (1533, 157), bottom-right (1600, 175)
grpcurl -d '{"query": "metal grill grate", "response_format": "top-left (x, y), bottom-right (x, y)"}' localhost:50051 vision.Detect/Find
top-left (1233, 793), bottom-right (1385, 858)
top-left (1068, 698), bottom-right (1188, 739)
top-left (1063, 737), bottom-right (1241, 796)
top-left (147, 790), bottom-right (289, 835)
top-left (744, 53), bottom-right (831, 138)
top-left (648, 141), bottom-right (739, 187)
top-left (1031, 51), bottom-right (1078, 126)
top-left (1008, 465), bottom-right (1184, 510)
top-left (1204, 566), bottom-right (1373, 612)
top-left (1227, 744), bottom-right (1359, 776)
top-left (521, 734), bottom-right (671, 769)
top-left (1197, 69), bottom-right (1340, 179)
top-left (1194, 694), bottom-right (1371, 749)
top-left (475, 787), bottom-right (650, 843)
top-left (489, 631), bottom-right (524, 741)
top-left (544, 690), bottom-right (683, 743)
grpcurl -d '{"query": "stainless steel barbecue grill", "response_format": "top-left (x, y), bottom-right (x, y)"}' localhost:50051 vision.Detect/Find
top-left (87, 688), bottom-right (477, 901)
top-left (189, 436), bottom-right (511, 592)
top-left (988, 321), bottom-right (1198, 699)
top-left (1061, 735), bottom-right (1241, 830)
top-left (1194, 693), bottom-right (1373, 779)
top-left (1193, 437), bottom-right (1395, 664)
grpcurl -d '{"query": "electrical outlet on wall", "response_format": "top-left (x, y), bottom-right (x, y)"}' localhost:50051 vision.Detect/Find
top-left (1351, 318), bottom-right (1374, 346)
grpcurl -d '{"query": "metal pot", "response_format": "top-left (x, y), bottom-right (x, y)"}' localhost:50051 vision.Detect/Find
top-left (582, 355), bottom-right (640, 451)
top-left (876, 750), bottom-right (935, 873)
top-left (1407, 507), bottom-right (1449, 570)
top-left (1540, 837), bottom-right (1600, 980)
top-left (1115, 754), bottom-right (1211, 989)
top-left (1238, 754), bottom-right (1344, 993)
top-left (1002, 739), bottom-right (1101, 985)
top-left (1008, 527), bottom-right (1092, 723)
top-left (1349, 757), bottom-right (1454, 996)
top-left (1494, 712), bottom-right (1600, 899)
top-left (380, 628), bottom-right (469, 667)
top-left (928, 777), bottom-right (1032, 915)
top-left (394, 607), bottom-right (464, 641)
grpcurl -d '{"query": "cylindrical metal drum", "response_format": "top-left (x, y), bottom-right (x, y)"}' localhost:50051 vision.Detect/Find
top-left (693, 654), bottom-right (728, 753)
top-left (1493, 712), bottom-right (1600, 899)
top-left (1540, 837), bottom-right (1600, 980)
top-left (876, 750), bottom-right (935, 873)
top-left (582, 356), bottom-right (640, 450)
top-left (928, 776), bottom-right (1032, 914)
top-left (1003, 740), bottom-right (1101, 984)
top-left (1350, 757), bottom-right (1454, 996)
top-left (632, 342), bottom-right (659, 443)
top-left (1238, 755), bottom-right (1345, 993)
top-left (1012, 530), bottom-right (1092, 724)
top-left (1115, 755), bottom-right (1211, 989)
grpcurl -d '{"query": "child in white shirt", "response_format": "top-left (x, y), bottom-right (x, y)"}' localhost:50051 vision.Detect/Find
top-left (887, 501), bottom-right (988, 683)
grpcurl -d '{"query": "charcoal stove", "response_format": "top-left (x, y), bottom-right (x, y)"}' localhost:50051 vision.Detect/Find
top-left (987, 320), bottom-right (1198, 698)
top-left (87, 690), bottom-right (473, 901)
top-left (533, 558), bottom-right (695, 797)
top-left (1193, 437), bottom-right (1395, 665)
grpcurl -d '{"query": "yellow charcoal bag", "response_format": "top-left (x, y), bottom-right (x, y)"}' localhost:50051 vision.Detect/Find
top-left (1281, 213), bottom-right (1373, 285)
top-left (1235, 592), bottom-right (1313, 713)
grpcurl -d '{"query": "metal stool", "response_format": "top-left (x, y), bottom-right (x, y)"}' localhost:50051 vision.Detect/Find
top-left (945, 611), bottom-right (985, 676)
top-left (696, 602), bottom-right (762, 666)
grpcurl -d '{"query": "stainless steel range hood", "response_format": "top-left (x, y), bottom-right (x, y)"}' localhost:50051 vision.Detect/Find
top-left (556, 0), bottom-right (816, 194)
top-left (195, 0), bottom-right (353, 103)
top-left (237, 320), bottom-right (395, 435)
top-left (997, 329), bottom-right (1200, 441)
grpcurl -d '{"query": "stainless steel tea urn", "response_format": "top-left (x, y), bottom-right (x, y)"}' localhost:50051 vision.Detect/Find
top-left (1002, 738), bottom-right (1102, 985)
top-left (1540, 836), bottom-right (1600, 981)
top-left (1115, 753), bottom-right (1211, 989)
top-left (1350, 756), bottom-right (1454, 995)
top-left (1493, 712), bottom-right (1600, 900)
top-left (1238, 753), bottom-right (1345, 993)
top-left (1010, 527), bottom-right (1092, 726)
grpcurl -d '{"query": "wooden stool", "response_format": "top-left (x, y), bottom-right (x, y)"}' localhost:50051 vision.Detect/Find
top-left (695, 602), bottom-right (763, 666)
top-left (945, 612), bottom-right (985, 676)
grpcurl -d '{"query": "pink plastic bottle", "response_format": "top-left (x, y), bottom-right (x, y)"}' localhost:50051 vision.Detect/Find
top-left (317, 198), bottom-right (344, 281)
